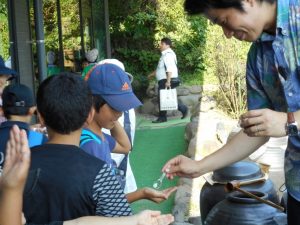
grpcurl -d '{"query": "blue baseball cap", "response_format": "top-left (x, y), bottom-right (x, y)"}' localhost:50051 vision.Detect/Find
top-left (0, 56), bottom-right (17, 80)
top-left (85, 64), bottom-right (142, 112)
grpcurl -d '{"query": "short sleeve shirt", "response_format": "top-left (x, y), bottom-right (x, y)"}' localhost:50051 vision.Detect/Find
top-left (80, 128), bottom-right (116, 166)
top-left (246, 0), bottom-right (300, 200)
top-left (155, 48), bottom-right (178, 81)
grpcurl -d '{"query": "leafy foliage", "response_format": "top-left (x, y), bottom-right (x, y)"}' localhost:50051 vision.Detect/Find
top-left (0, 0), bottom-right (9, 59)
top-left (108, 0), bottom-right (207, 96)
top-left (0, 0), bottom-right (250, 118)
top-left (204, 25), bottom-right (250, 118)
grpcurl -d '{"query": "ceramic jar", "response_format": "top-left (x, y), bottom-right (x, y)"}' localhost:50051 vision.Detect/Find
top-left (205, 191), bottom-right (286, 225)
top-left (200, 161), bottom-right (279, 223)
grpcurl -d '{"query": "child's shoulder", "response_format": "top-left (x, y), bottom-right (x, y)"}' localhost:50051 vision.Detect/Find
top-left (28, 130), bottom-right (47, 147)
top-left (80, 129), bottom-right (102, 146)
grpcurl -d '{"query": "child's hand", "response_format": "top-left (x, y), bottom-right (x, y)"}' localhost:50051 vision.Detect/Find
top-left (136, 210), bottom-right (174, 225)
top-left (0, 125), bottom-right (31, 191)
top-left (143, 186), bottom-right (177, 203)
top-left (30, 123), bottom-right (47, 135)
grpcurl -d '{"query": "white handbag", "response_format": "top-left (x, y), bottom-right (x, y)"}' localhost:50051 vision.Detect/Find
top-left (160, 88), bottom-right (178, 110)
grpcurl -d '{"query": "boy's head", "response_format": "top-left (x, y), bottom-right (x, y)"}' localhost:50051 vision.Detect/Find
top-left (46, 51), bottom-right (56, 65)
top-left (2, 84), bottom-right (35, 120)
top-left (85, 48), bottom-right (99, 63)
top-left (37, 72), bottom-right (92, 134)
top-left (85, 64), bottom-right (141, 112)
top-left (84, 63), bottom-right (141, 129)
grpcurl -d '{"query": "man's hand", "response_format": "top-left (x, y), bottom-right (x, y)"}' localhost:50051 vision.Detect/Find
top-left (165, 81), bottom-right (171, 89)
top-left (1, 125), bottom-right (31, 191)
top-left (30, 123), bottom-right (47, 135)
top-left (162, 155), bottom-right (202, 179)
top-left (136, 210), bottom-right (174, 225)
top-left (239, 109), bottom-right (286, 137)
top-left (142, 186), bottom-right (177, 203)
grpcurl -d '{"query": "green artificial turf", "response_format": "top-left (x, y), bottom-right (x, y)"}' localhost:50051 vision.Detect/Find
top-left (130, 118), bottom-right (188, 214)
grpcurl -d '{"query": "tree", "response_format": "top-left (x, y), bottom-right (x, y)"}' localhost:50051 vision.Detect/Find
top-left (108, 0), bottom-right (207, 97)
top-left (0, 0), bottom-right (9, 59)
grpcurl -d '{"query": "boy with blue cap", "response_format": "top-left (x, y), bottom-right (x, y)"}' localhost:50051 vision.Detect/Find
top-left (82, 63), bottom-right (141, 170)
top-left (82, 64), bottom-right (177, 203)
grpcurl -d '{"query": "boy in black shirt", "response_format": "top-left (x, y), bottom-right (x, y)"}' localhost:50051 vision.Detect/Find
top-left (23, 73), bottom-right (131, 223)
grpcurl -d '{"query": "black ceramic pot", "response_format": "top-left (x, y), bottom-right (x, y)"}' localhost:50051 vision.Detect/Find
top-left (200, 161), bottom-right (279, 223)
top-left (204, 191), bottom-right (287, 225)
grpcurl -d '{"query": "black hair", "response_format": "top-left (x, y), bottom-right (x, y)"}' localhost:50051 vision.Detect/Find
top-left (92, 94), bottom-right (106, 113)
top-left (184, 0), bottom-right (276, 14)
top-left (161, 37), bottom-right (172, 47)
top-left (36, 72), bottom-right (92, 134)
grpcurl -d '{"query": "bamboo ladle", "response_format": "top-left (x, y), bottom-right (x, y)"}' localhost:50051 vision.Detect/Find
top-left (225, 181), bottom-right (284, 212)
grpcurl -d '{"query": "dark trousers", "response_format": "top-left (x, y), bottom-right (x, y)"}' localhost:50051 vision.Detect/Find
top-left (157, 79), bottom-right (187, 119)
top-left (287, 193), bottom-right (300, 225)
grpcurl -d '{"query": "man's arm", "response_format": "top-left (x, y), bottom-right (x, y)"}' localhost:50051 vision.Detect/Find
top-left (111, 121), bottom-right (131, 154)
top-left (63, 210), bottom-right (174, 225)
top-left (165, 72), bottom-right (172, 88)
top-left (163, 130), bottom-right (269, 179)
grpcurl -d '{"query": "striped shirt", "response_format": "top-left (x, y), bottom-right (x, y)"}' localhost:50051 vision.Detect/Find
top-left (246, 0), bottom-right (300, 200)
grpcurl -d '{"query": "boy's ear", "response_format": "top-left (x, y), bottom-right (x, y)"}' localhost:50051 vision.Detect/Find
top-left (37, 110), bottom-right (45, 126)
top-left (0, 106), bottom-right (3, 117)
top-left (86, 107), bottom-right (95, 125)
top-left (28, 106), bottom-right (37, 116)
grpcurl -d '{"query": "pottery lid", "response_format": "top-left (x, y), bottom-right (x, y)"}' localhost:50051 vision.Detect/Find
top-left (212, 161), bottom-right (262, 183)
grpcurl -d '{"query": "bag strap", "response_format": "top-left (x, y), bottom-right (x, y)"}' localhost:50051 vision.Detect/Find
top-left (163, 52), bottom-right (177, 71)
top-left (118, 111), bottom-right (131, 173)
top-left (163, 51), bottom-right (179, 80)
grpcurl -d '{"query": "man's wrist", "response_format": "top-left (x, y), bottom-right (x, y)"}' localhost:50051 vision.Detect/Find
top-left (286, 112), bottom-right (299, 136)
top-left (196, 160), bottom-right (207, 177)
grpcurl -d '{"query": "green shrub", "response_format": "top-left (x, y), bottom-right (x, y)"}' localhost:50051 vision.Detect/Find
top-left (0, 0), bottom-right (9, 59)
top-left (109, 0), bottom-right (208, 97)
top-left (204, 25), bottom-right (250, 119)
top-left (102, 1), bottom-right (250, 119)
